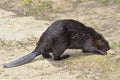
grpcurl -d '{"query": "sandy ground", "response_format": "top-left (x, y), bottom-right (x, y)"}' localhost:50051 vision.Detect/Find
top-left (0, 9), bottom-right (82, 80)
top-left (0, 1), bottom-right (120, 80)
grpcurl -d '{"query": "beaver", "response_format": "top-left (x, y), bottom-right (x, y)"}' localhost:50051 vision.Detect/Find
top-left (4, 19), bottom-right (110, 68)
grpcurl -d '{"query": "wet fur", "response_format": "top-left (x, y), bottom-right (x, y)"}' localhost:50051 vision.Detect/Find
top-left (4, 19), bottom-right (110, 68)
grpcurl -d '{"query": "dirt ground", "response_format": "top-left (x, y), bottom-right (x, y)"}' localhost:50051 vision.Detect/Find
top-left (0, 0), bottom-right (120, 80)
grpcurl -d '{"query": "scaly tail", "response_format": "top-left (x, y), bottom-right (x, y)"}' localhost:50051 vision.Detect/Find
top-left (4, 52), bottom-right (39, 68)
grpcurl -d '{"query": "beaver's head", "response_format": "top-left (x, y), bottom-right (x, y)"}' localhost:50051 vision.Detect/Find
top-left (95, 34), bottom-right (110, 52)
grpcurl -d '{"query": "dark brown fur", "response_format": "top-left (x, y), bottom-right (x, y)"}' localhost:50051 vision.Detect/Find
top-left (34, 19), bottom-right (110, 60)
top-left (4, 19), bottom-right (110, 68)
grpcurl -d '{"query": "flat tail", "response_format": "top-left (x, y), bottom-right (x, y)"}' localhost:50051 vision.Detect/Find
top-left (4, 52), bottom-right (38, 68)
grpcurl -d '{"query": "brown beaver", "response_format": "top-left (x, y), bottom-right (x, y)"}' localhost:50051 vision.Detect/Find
top-left (4, 19), bottom-right (110, 68)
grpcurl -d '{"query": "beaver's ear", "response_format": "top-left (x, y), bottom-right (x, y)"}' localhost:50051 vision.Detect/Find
top-left (96, 34), bottom-right (102, 39)
top-left (100, 34), bottom-right (103, 36)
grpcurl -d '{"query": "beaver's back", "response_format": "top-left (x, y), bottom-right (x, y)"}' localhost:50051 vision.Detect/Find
top-left (40, 19), bottom-right (96, 43)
